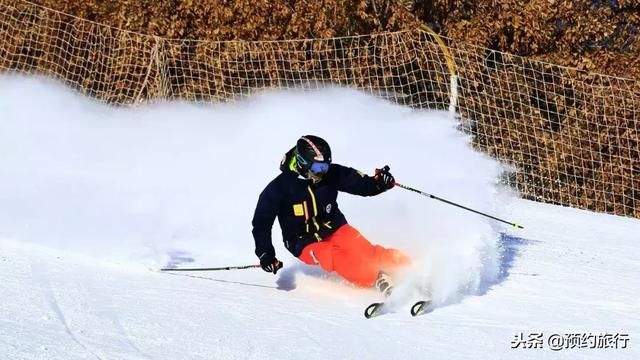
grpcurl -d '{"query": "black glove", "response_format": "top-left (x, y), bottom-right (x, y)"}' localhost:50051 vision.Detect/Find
top-left (375, 165), bottom-right (395, 191)
top-left (259, 254), bottom-right (283, 274)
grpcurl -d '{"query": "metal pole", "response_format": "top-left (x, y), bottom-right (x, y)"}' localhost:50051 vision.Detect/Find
top-left (394, 182), bottom-right (524, 229)
top-left (158, 264), bottom-right (261, 272)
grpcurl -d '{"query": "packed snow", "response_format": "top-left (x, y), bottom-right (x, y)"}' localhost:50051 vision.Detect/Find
top-left (0, 74), bottom-right (638, 359)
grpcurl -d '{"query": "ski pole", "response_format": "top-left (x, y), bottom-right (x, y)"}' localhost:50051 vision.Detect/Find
top-left (394, 182), bottom-right (524, 229)
top-left (159, 264), bottom-right (261, 272)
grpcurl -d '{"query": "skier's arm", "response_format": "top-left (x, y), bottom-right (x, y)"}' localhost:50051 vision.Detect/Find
top-left (334, 164), bottom-right (393, 196)
top-left (252, 180), bottom-right (281, 263)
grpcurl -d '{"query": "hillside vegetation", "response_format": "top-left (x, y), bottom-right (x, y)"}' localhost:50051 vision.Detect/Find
top-left (32, 0), bottom-right (640, 78)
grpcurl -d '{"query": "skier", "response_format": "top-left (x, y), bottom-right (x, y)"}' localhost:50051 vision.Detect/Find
top-left (252, 135), bottom-right (410, 296)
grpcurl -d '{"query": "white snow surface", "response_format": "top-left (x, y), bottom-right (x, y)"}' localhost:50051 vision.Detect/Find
top-left (0, 74), bottom-right (638, 359)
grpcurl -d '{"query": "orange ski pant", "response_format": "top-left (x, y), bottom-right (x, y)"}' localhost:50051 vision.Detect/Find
top-left (298, 224), bottom-right (410, 288)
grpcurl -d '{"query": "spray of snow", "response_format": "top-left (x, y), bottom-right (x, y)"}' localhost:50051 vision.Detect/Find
top-left (0, 74), bottom-right (513, 305)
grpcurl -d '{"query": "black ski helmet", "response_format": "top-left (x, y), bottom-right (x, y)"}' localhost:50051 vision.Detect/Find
top-left (295, 135), bottom-right (332, 176)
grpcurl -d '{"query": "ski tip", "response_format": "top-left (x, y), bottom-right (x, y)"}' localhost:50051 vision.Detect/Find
top-left (364, 302), bottom-right (385, 319)
top-left (410, 300), bottom-right (431, 317)
top-left (148, 267), bottom-right (160, 272)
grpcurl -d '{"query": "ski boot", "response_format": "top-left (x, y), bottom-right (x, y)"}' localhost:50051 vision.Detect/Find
top-left (374, 271), bottom-right (394, 298)
top-left (365, 272), bottom-right (394, 318)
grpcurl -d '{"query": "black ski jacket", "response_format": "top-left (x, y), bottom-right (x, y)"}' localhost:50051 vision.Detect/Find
top-left (252, 147), bottom-right (386, 260)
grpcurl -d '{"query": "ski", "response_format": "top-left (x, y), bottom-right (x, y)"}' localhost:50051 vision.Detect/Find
top-left (410, 300), bottom-right (431, 317)
top-left (365, 299), bottom-right (432, 318)
top-left (365, 273), bottom-right (433, 319)
top-left (364, 302), bottom-right (385, 319)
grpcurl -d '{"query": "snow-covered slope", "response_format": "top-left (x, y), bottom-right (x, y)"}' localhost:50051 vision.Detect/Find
top-left (1, 75), bottom-right (638, 359)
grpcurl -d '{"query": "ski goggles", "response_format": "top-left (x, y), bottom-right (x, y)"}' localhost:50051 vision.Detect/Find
top-left (310, 162), bottom-right (330, 175)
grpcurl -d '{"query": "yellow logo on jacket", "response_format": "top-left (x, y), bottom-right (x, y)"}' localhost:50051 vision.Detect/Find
top-left (293, 203), bottom-right (305, 216)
